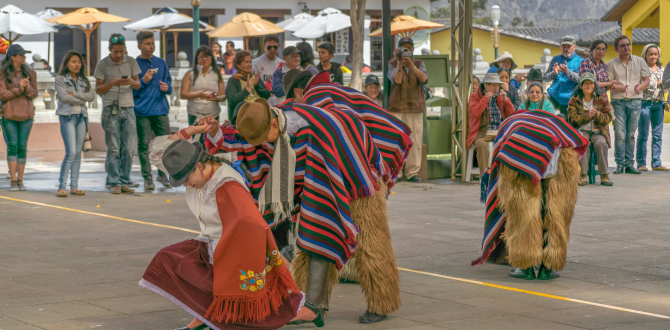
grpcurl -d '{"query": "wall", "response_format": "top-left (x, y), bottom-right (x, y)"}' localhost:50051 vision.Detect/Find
top-left (602, 44), bottom-right (646, 63)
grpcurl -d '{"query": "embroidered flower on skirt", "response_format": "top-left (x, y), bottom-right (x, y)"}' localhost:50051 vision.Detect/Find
top-left (239, 270), bottom-right (266, 291)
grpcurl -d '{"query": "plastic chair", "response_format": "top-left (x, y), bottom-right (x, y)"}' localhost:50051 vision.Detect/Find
top-left (465, 141), bottom-right (494, 182)
top-left (587, 144), bottom-right (597, 184)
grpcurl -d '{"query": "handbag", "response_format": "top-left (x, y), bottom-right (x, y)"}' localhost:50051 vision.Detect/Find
top-left (83, 132), bottom-right (92, 152)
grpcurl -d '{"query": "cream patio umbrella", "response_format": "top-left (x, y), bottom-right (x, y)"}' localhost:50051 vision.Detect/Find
top-left (207, 12), bottom-right (284, 50)
top-left (277, 13), bottom-right (315, 32)
top-left (123, 7), bottom-right (191, 58)
top-left (368, 15), bottom-right (443, 38)
top-left (292, 8), bottom-right (351, 39)
top-left (0, 5), bottom-right (57, 44)
top-left (48, 7), bottom-right (130, 76)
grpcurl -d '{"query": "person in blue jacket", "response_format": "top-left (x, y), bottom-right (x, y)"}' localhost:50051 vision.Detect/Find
top-left (133, 31), bottom-right (173, 190)
top-left (271, 46), bottom-right (302, 105)
top-left (544, 36), bottom-right (583, 117)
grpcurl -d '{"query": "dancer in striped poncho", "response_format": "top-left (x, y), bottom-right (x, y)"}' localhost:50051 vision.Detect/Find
top-left (472, 110), bottom-right (589, 280)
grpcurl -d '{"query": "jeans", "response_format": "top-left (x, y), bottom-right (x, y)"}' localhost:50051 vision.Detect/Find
top-left (58, 114), bottom-right (87, 190)
top-left (102, 106), bottom-right (137, 187)
top-left (188, 114), bottom-right (218, 146)
top-left (612, 99), bottom-right (642, 167)
top-left (137, 115), bottom-right (170, 179)
top-left (1, 118), bottom-right (33, 164)
top-left (636, 100), bottom-right (664, 168)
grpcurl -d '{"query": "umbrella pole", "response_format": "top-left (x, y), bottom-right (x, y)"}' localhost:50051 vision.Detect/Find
top-left (174, 32), bottom-right (179, 63)
top-left (161, 29), bottom-right (167, 59)
top-left (81, 23), bottom-right (100, 77)
top-left (48, 33), bottom-right (51, 66)
top-left (244, 37), bottom-right (248, 51)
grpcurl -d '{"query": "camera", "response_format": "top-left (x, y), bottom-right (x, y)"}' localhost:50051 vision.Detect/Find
top-left (397, 47), bottom-right (412, 59)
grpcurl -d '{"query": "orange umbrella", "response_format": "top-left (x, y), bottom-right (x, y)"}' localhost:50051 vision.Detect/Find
top-left (48, 8), bottom-right (130, 76)
top-left (207, 13), bottom-right (284, 50)
top-left (368, 15), bottom-right (443, 38)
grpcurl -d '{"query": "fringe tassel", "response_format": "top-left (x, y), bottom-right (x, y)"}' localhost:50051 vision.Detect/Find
top-left (259, 201), bottom-right (295, 228)
top-left (204, 266), bottom-right (299, 324)
top-left (471, 238), bottom-right (501, 266)
top-left (349, 181), bottom-right (379, 202)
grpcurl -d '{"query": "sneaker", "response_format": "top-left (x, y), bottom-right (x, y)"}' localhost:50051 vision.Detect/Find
top-left (600, 174), bottom-right (613, 186)
top-left (16, 180), bottom-right (26, 191)
top-left (638, 166), bottom-right (649, 171)
top-left (625, 166), bottom-right (641, 175)
top-left (144, 177), bottom-right (155, 190)
top-left (613, 165), bottom-right (625, 174)
top-left (578, 173), bottom-right (588, 186)
top-left (125, 180), bottom-right (140, 188)
top-left (111, 186), bottom-right (121, 194)
top-left (159, 174), bottom-right (172, 188)
top-left (653, 166), bottom-right (670, 171)
top-left (407, 175), bottom-right (423, 183)
top-left (536, 265), bottom-right (560, 280)
top-left (9, 181), bottom-right (19, 192)
top-left (121, 186), bottom-right (135, 194)
top-left (509, 267), bottom-right (536, 280)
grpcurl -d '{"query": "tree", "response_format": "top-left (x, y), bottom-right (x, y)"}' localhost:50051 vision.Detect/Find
top-left (432, 7), bottom-right (450, 19)
top-left (350, 0), bottom-right (367, 91)
top-left (524, 19), bottom-right (535, 27)
top-left (511, 16), bottom-right (522, 27)
top-left (472, 0), bottom-right (489, 12)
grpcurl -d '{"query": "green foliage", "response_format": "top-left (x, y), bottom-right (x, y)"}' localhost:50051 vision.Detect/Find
top-left (432, 6), bottom-right (450, 19)
top-left (511, 17), bottom-right (522, 27)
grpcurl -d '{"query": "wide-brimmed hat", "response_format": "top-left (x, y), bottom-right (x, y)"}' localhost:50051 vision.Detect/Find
top-left (284, 68), bottom-right (314, 99)
top-left (527, 68), bottom-right (544, 81)
top-left (236, 98), bottom-right (272, 146)
top-left (482, 72), bottom-right (503, 85)
top-left (489, 52), bottom-right (518, 71)
top-left (163, 139), bottom-right (204, 187)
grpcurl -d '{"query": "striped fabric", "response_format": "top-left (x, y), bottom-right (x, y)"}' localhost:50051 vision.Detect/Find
top-left (302, 83), bottom-right (413, 187)
top-left (471, 110), bottom-right (589, 266)
top-left (206, 104), bottom-right (386, 269)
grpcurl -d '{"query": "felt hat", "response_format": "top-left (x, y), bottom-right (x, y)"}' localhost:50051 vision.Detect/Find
top-left (236, 98), bottom-right (272, 146)
top-left (163, 140), bottom-right (204, 187)
top-left (527, 68), bottom-right (544, 81)
top-left (482, 72), bottom-right (503, 85)
top-left (489, 52), bottom-right (518, 71)
top-left (284, 68), bottom-right (314, 98)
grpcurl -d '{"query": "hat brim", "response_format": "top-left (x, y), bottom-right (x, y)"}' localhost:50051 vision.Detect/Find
top-left (287, 70), bottom-right (314, 100)
top-left (283, 50), bottom-right (301, 56)
top-left (243, 98), bottom-right (273, 146)
top-left (561, 42), bottom-right (575, 46)
top-left (490, 57), bottom-right (518, 71)
top-left (168, 142), bottom-right (203, 187)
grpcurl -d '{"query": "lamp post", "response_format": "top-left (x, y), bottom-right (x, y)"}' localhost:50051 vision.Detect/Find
top-left (192, 0), bottom-right (201, 60)
top-left (490, 5), bottom-right (500, 59)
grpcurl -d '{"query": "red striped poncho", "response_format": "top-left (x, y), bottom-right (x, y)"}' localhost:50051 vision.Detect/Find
top-left (472, 110), bottom-right (589, 266)
top-left (206, 103), bottom-right (386, 269)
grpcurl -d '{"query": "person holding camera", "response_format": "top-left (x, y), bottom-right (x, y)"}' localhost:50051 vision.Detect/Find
top-left (94, 34), bottom-right (141, 195)
top-left (387, 37), bottom-right (428, 183)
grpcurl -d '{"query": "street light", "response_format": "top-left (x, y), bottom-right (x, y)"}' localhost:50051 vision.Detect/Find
top-left (490, 5), bottom-right (500, 58)
top-left (192, 0), bottom-right (201, 60)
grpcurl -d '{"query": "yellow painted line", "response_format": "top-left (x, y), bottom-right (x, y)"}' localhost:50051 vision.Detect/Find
top-left (398, 268), bottom-right (670, 319)
top-left (0, 195), bottom-right (199, 234)
top-left (2, 195), bottom-right (668, 320)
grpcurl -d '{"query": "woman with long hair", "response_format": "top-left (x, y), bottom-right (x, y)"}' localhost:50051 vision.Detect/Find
top-left (180, 46), bottom-right (226, 132)
top-left (211, 42), bottom-right (225, 72)
top-left (0, 44), bottom-right (37, 191)
top-left (54, 50), bottom-right (96, 197)
top-left (567, 73), bottom-right (614, 186)
top-left (578, 40), bottom-right (617, 95)
top-left (224, 50), bottom-right (270, 124)
top-left (295, 42), bottom-right (318, 75)
top-left (518, 82), bottom-right (555, 114)
top-left (636, 44), bottom-right (668, 171)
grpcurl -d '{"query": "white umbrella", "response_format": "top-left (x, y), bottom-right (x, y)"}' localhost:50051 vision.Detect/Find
top-left (123, 7), bottom-right (192, 31)
top-left (36, 9), bottom-right (65, 66)
top-left (292, 8), bottom-right (351, 39)
top-left (0, 5), bottom-right (58, 43)
top-left (277, 13), bottom-right (315, 32)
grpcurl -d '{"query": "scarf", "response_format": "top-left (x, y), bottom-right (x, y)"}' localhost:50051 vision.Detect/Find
top-left (257, 107), bottom-right (296, 227)
top-left (233, 72), bottom-right (261, 102)
top-left (488, 94), bottom-right (502, 130)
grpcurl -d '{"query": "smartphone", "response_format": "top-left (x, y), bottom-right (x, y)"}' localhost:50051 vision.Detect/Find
top-left (121, 75), bottom-right (128, 79)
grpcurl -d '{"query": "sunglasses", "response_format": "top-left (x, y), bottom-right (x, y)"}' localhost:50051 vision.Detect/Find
top-left (111, 35), bottom-right (125, 43)
top-left (266, 45), bottom-right (279, 50)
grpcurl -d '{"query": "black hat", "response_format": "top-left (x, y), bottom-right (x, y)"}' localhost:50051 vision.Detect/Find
top-left (364, 75), bottom-right (380, 86)
top-left (163, 140), bottom-right (204, 187)
top-left (284, 68), bottom-right (313, 98)
top-left (282, 46), bottom-right (301, 57)
top-left (317, 42), bottom-right (335, 54)
top-left (527, 68), bottom-right (544, 81)
top-left (398, 37), bottom-right (414, 47)
top-left (6, 44), bottom-right (31, 58)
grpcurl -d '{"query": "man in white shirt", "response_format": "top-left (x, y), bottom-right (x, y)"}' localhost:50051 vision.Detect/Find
top-left (252, 34), bottom-right (283, 106)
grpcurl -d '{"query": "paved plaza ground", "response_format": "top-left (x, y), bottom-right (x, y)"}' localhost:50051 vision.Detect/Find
top-left (2, 131), bottom-right (670, 329)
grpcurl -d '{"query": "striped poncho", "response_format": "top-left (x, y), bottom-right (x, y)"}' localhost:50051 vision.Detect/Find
top-left (302, 83), bottom-right (413, 188)
top-left (471, 110), bottom-right (589, 266)
top-left (206, 103), bottom-right (386, 269)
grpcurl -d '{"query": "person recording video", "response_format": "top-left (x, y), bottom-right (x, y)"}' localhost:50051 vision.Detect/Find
top-left (386, 37), bottom-right (428, 183)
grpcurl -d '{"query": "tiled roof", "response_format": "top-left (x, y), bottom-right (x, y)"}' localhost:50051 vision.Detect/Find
top-left (504, 19), bottom-right (658, 45)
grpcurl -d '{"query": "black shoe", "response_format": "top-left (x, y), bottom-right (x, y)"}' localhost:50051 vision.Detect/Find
top-left (144, 177), bottom-right (155, 190)
top-left (625, 166), bottom-right (641, 175)
top-left (174, 324), bottom-right (209, 330)
top-left (508, 267), bottom-right (536, 280)
top-left (359, 310), bottom-right (387, 324)
top-left (536, 265), bottom-right (560, 280)
top-left (126, 180), bottom-right (140, 187)
top-left (613, 165), bottom-right (625, 174)
top-left (287, 300), bottom-right (325, 327)
top-left (407, 175), bottom-right (423, 183)
top-left (160, 174), bottom-right (172, 188)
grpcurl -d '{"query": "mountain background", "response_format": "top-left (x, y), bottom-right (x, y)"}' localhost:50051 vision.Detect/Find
top-left (430, 0), bottom-right (621, 27)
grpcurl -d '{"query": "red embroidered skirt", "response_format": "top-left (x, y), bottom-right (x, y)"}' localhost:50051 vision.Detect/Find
top-left (140, 239), bottom-right (303, 330)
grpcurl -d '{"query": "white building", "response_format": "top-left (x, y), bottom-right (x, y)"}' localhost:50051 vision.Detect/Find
top-left (18, 1), bottom-right (431, 73)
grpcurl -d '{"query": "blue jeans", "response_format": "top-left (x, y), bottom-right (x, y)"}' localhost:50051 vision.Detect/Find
top-left (59, 114), bottom-right (87, 190)
top-left (612, 99), bottom-right (642, 167)
top-left (1, 117), bottom-right (34, 164)
top-left (636, 100), bottom-right (664, 168)
top-left (101, 106), bottom-right (137, 187)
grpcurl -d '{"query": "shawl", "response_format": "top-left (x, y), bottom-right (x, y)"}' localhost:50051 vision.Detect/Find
top-left (233, 72), bottom-right (261, 102)
top-left (471, 110), bottom-right (589, 266)
top-left (257, 108), bottom-right (296, 227)
top-left (205, 104), bottom-right (385, 269)
top-left (301, 82), bottom-right (413, 188)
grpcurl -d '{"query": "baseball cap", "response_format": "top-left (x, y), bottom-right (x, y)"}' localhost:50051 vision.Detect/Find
top-left (317, 42), bottom-right (335, 54)
top-left (398, 37), bottom-right (414, 47)
top-left (283, 46), bottom-right (301, 57)
top-left (560, 36), bottom-right (576, 46)
top-left (6, 44), bottom-right (31, 58)
top-left (365, 75), bottom-right (380, 86)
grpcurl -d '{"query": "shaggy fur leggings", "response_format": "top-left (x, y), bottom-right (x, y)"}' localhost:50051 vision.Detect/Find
top-left (498, 148), bottom-right (580, 271)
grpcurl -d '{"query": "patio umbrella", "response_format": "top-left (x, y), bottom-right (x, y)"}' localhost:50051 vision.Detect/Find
top-left (36, 9), bottom-right (65, 68)
top-left (129, 15), bottom-right (214, 61)
top-left (207, 12), bottom-right (284, 50)
top-left (368, 15), bottom-right (443, 38)
top-left (48, 7), bottom-right (130, 76)
top-left (277, 13), bottom-right (315, 32)
top-left (124, 7), bottom-right (192, 59)
top-left (292, 8), bottom-right (351, 39)
top-left (0, 5), bottom-right (57, 44)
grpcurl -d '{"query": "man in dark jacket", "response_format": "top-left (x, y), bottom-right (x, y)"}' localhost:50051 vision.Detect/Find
top-left (272, 46), bottom-right (301, 105)
top-left (316, 42), bottom-right (344, 85)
